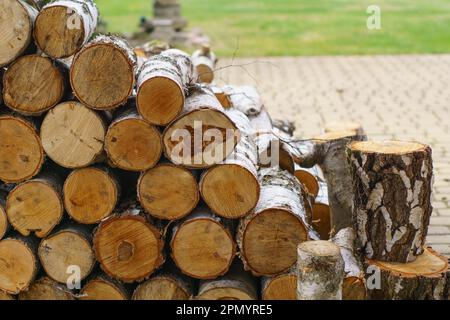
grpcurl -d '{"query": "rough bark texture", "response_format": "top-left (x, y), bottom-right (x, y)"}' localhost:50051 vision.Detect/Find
top-left (192, 45), bottom-right (217, 84)
top-left (34, 0), bottom-right (98, 58)
top-left (349, 140), bottom-right (433, 263)
top-left (170, 210), bottom-right (236, 279)
top-left (70, 35), bottom-right (136, 110)
top-left (331, 227), bottom-right (367, 300)
top-left (366, 247), bottom-right (449, 300)
top-left (237, 167), bottom-right (311, 276)
top-left (297, 240), bottom-right (345, 300)
top-left (162, 84), bottom-right (239, 169)
top-left (223, 85), bottom-right (263, 116)
top-left (0, 0), bottom-right (38, 67)
top-left (18, 276), bottom-right (74, 300)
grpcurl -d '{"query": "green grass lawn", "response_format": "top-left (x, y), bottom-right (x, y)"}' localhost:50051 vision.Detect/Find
top-left (95, 0), bottom-right (450, 57)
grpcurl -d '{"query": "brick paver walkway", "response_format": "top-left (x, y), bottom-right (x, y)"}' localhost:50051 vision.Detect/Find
top-left (216, 55), bottom-right (450, 256)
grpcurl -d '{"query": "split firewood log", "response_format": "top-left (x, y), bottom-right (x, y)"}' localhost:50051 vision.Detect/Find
top-left (349, 140), bottom-right (433, 263)
top-left (0, 236), bottom-right (39, 294)
top-left (34, 0), bottom-right (99, 59)
top-left (79, 273), bottom-right (131, 300)
top-left (331, 227), bottom-right (367, 300)
top-left (6, 171), bottom-right (63, 238)
top-left (40, 101), bottom-right (107, 168)
top-left (170, 209), bottom-right (236, 279)
top-left (0, 0), bottom-right (38, 67)
top-left (138, 163), bottom-right (199, 221)
top-left (70, 35), bottom-right (136, 110)
top-left (18, 277), bottom-right (74, 300)
top-left (297, 240), bottom-right (345, 300)
top-left (2, 54), bottom-right (66, 115)
top-left (162, 84), bottom-right (239, 168)
top-left (261, 268), bottom-right (297, 300)
top-left (63, 166), bottom-right (119, 224)
top-left (136, 49), bottom-right (193, 125)
top-left (0, 114), bottom-right (44, 183)
top-left (237, 167), bottom-right (311, 276)
top-left (192, 44), bottom-right (217, 83)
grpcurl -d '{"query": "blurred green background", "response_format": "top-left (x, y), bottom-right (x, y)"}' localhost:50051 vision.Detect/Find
top-left (95, 0), bottom-right (450, 57)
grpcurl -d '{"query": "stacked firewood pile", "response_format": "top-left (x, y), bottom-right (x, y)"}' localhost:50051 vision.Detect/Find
top-left (0, 0), bottom-right (449, 301)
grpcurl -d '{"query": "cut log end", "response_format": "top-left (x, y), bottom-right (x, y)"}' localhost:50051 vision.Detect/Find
top-left (138, 164), bottom-right (199, 221)
top-left (93, 216), bottom-right (164, 283)
top-left (197, 287), bottom-right (256, 300)
top-left (171, 217), bottom-right (235, 279)
top-left (7, 180), bottom-right (63, 238)
top-left (137, 76), bottom-right (185, 125)
top-left (315, 130), bottom-right (361, 142)
top-left (34, 6), bottom-right (85, 59)
top-left (262, 274), bottom-right (297, 300)
top-left (3, 55), bottom-right (65, 115)
top-left (325, 121), bottom-right (365, 136)
top-left (350, 140), bottom-right (428, 155)
top-left (80, 278), bottom-right (128, 300)
top-left (0, 238), bottom-right (37, 294)
top-left (64, 167), bottom-right (118, 224)
top-left (201, 164), bottom-right (259, 219)
top-left (0, 116), bottom-right (43, 184)
top-left (18, 277), bottom-right (74, 300)
top-left (105, 118), bottom-right (162, 171)
top-left (133, 276), bottom-right (191, 300)
top-left (0, 291), bottom-right (14, 300)
top-left (312, 203), bottom-right (331, 240)
top-left (196, 64), bottom-right (214, 83)
top-left (41, 102), bottom-right (106, 169)
top-left (294, 169), bottom-right (319, 197)
top-left (38, 230), bottom-right (95, 284)
top-left (343, 277), bottom-right (367, 300)
top-left (0, 204), bottom-right (7, 239)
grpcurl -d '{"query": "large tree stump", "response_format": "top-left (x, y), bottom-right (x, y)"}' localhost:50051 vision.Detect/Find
top-left (331, 227), bottom-right (367, 300)
top-left (38, 224), bottom-right (95, 284)
top-left (192, 45), bottom-right (217, 84)
top-left (200, 109), bottom-right (259, 219)
top-left (105, 107), bottom-right (162, 171)
top-left (0, 0), bottom-right (38, 67)
top-left (349, 141), bottom-right (433, 262)
top-left (34, 0), bottom-right (98, 59)
top-left (40, 101), bottom-right (107, 168)
top-left (133, 272), bottom-right (193, 300)
top-left (93, 208), bottom-right (164, 283)
top-left (261, 269), bottom-right (297, 300)
top-left (0, 114), bottom-right (44, 183)
top-left (162, 85), bottom-right (239, 168)
top-left (0, 237), bottom-right (39, 294)
top-left (80, 274), bottom-right (130, 300)
top-left (6, 172), bottom-right (63, 238)
top-left (136, 49), bottom-right (193, 125)
top-left (2, 54), bottom-right (66, 115)
top-left (170, 210), bottom-right (236, 279)
top-left (237, 168), bottom-right (310, 276)
top-left (297, 240), bottom-right (345, 300)
top-left (18, 277), bottom-right (74, 300)
top-left (63, 166), bottom-right (119, 224)
top-left (138, 163), bottom-right (199, 221)
top-left (70, 35), bottom-right (136, 110)
top-left (366, 247), bottom-right (448, 300)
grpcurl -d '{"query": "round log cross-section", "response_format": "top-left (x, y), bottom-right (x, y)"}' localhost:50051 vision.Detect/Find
top-left (133, 274), bottom-right (192, 300)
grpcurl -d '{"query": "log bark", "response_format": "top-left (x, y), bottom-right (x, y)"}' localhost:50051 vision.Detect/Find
top-left (0, 236), bottom-right (39, 294)
top-left (366, 247), bottom-right (448, 300)
top-left (40, 101), bottom-right (107, 168)
top-left (237, 167), bottom-right (310, 276)
top-left (93, 207), bottom-right (165, 283)
top-left (331, 227), bottom-right (367, 300)
top-left (38, 224), bottom-right (95, 284)
top-left (136, 49), bottom-right (193, 125)
top-left (349, 140), bottom-right (433, 263)
top-left (0, 0), bottom-right (38, 67)
top-left (133, 271), bottom-right (193, 300)
top-left (34, 0), bottom-right (99, 59)
top-left (18, 276), bottom-right (74, 300)
top-left (0, 114), bottom-right (44, 183)
top-left (196, 261), bottom-right (258, 300)
top-left (297, 240), bottom-right (345, 300)
top-left (170, 210), bottom-right (236, 279)
top-left (105, 107), bottom-right (162, 171)
top-left (162, 84), bottom-right (239, 169)
top-left (192, 45), bottom-right (217, 84)
top-left (200, 109), bottom-right (259, 219)
top-left (312, 182), bottom-right (331, 240)
top-left (79, 273), bottom-right (130, 300)
top-left (137, 163), bottom-right (199, 221)
top-left (261, 268), bottom-right (297, 300)
top-left (6, 171), bottom-right (63, 238)
top-left (70, 35), bottom-right (136, 110)
top-left (2, 54), bottom-right (66, 115)
top-left (63, 166), bottom-right (119, 224)
top-left (223, 85), bottom-right (263, 116)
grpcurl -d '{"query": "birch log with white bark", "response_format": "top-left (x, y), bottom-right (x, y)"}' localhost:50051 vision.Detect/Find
top-left (223, 85), bottom-right (263, 116)
top-left (297, 240), bottom-right (345, 300)
top-left (237, 167), bottom-right (310, 276)
top-left (0, 0), bottom-right (38, 67)
top-left (349, 140), bottom-right (433, 263)
top-left (34, 0), bottom-right (98, 59)
top-left (192, 45), bottom-right (217, 84)
top-left (70, 35), bottom-right (136, 110)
